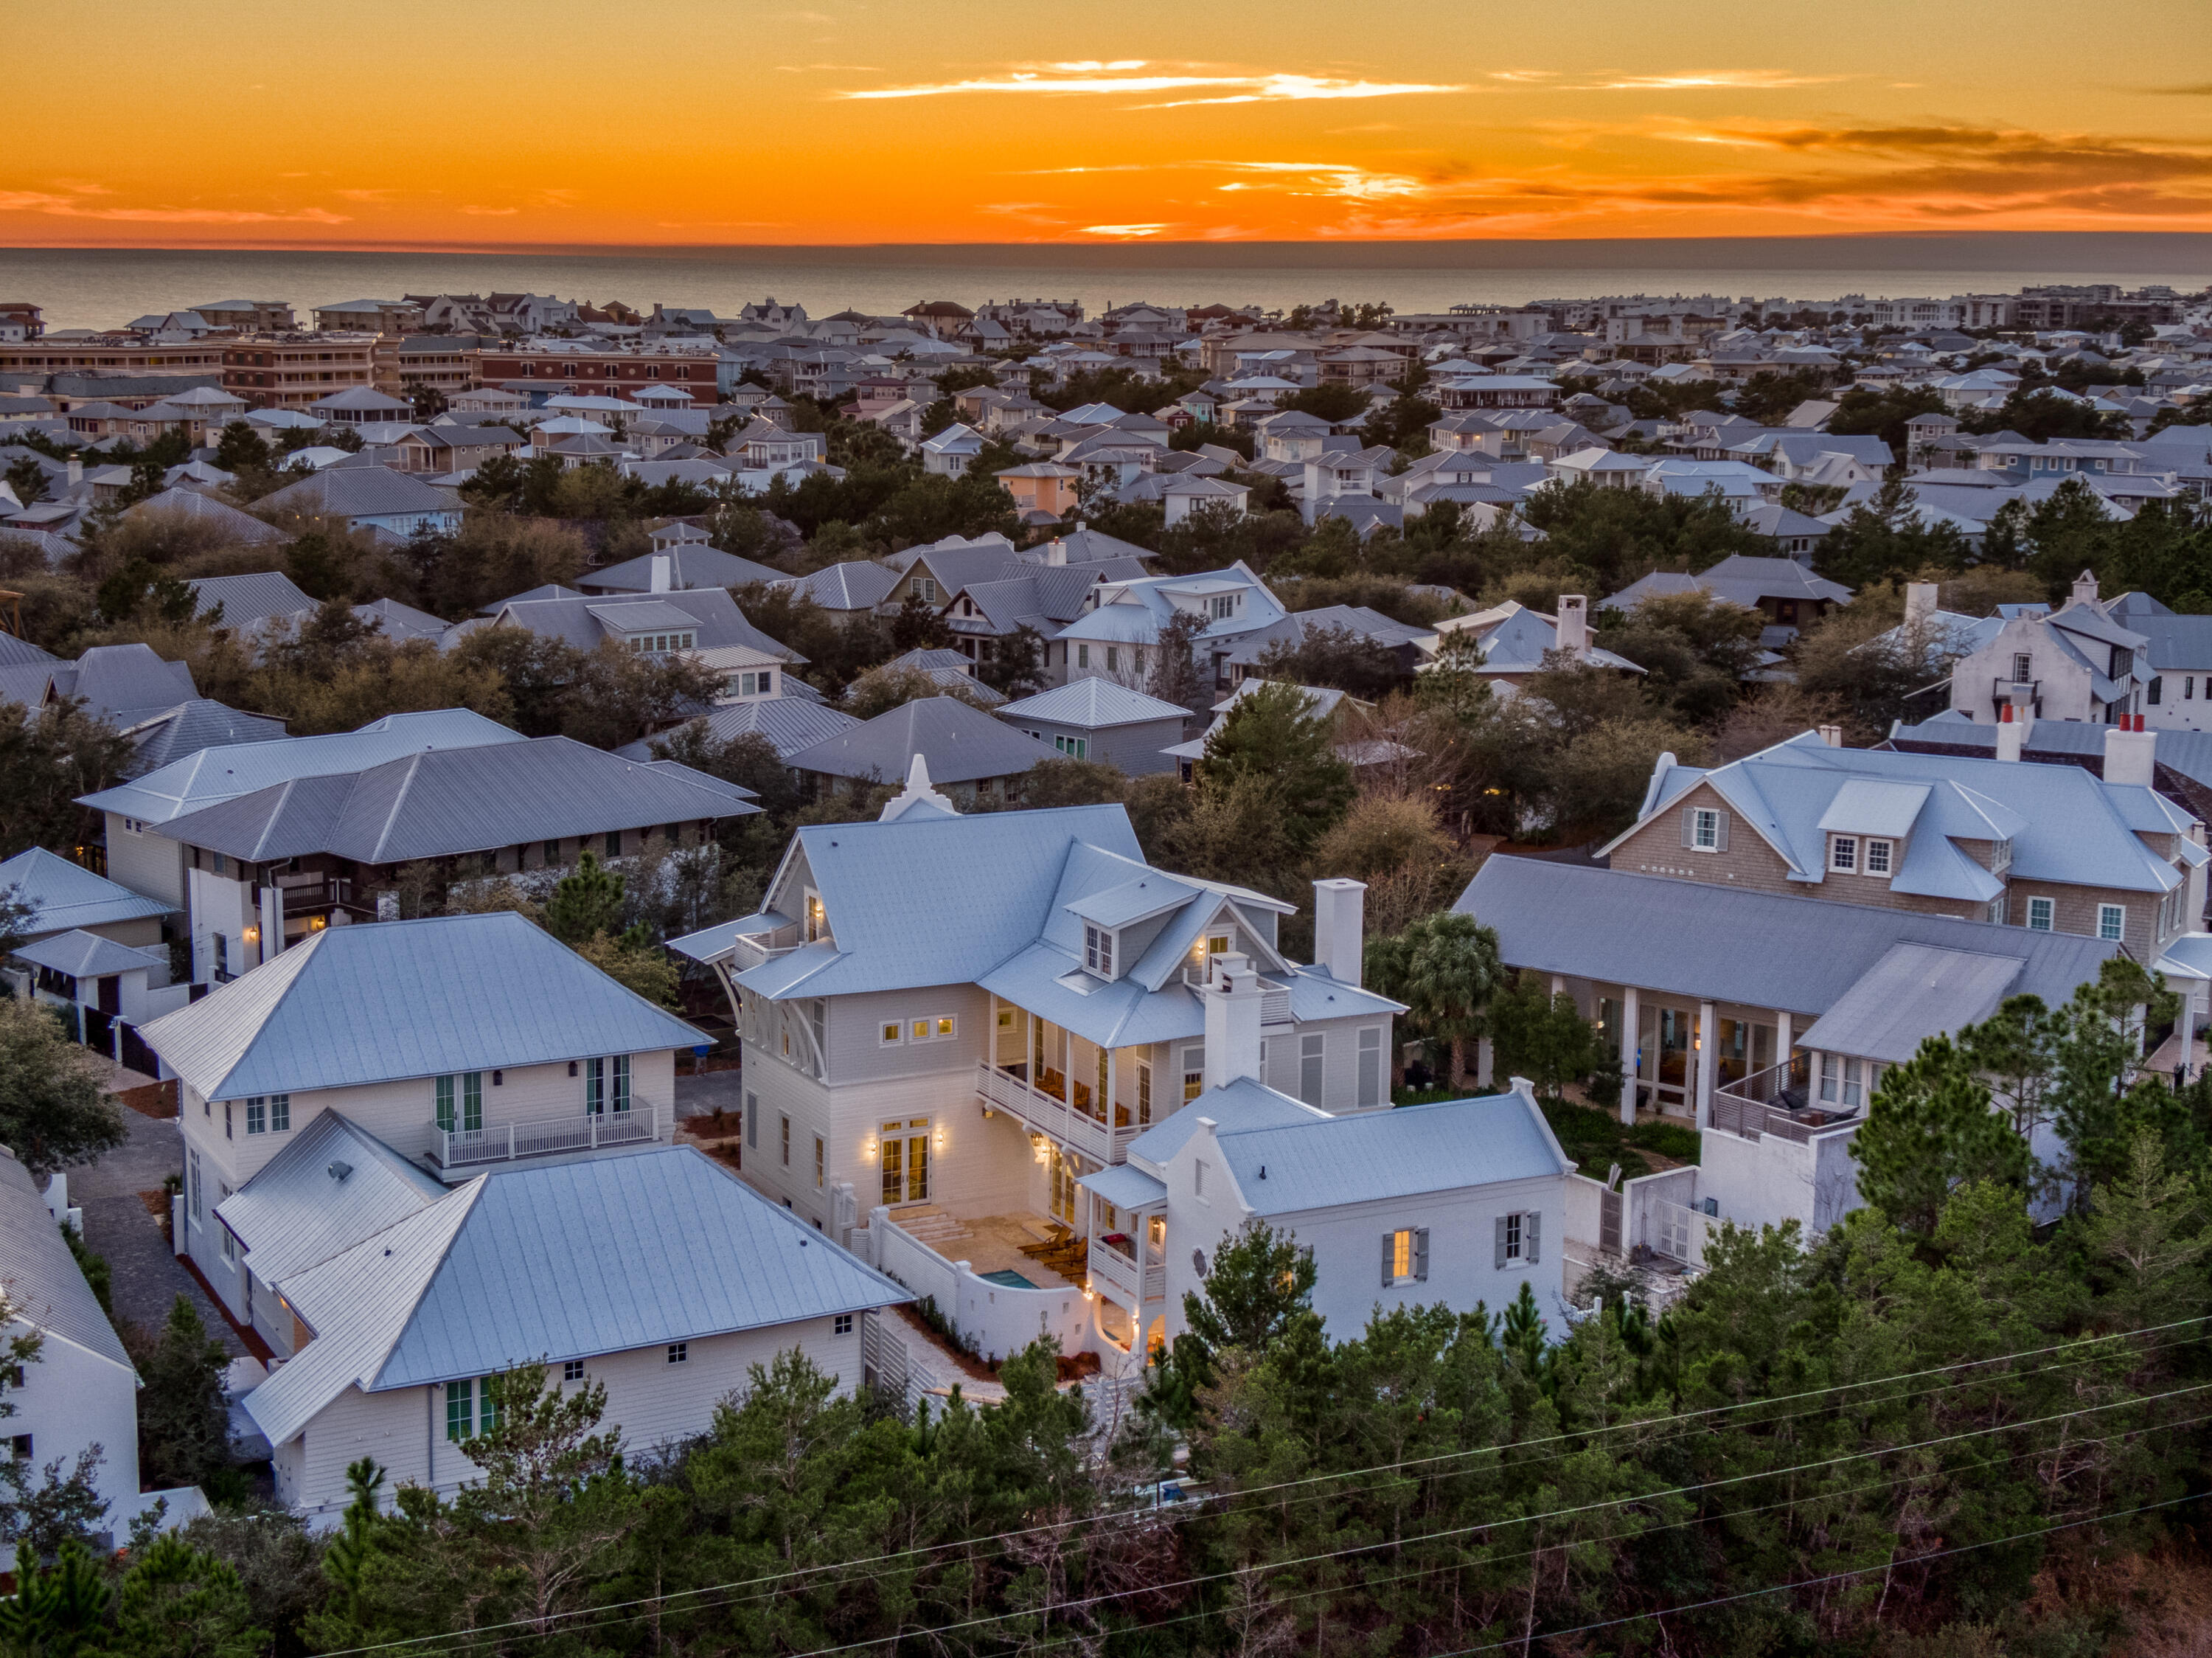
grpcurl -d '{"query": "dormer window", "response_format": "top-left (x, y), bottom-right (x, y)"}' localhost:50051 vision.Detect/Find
top-left (1208, 594), bottom-right (1238, 620)
top-left (1084, 924), bottom-right (1115, 978)
top-left (804, 890), bottom-right (825, 943)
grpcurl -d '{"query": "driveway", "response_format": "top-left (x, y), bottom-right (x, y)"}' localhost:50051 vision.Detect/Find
top-left (70, 1070), bottom-right (245, 1359)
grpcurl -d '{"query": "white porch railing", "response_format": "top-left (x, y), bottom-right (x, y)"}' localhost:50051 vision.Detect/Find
top-left (433, 1103), bottom-right (663, 1168)
top-left (729, 933), bottom-right (797, 971)
top-left (975, 1064), bottom-right (1138, 1165)
top-left (1089, 1240), bottom-right (1165, 1307)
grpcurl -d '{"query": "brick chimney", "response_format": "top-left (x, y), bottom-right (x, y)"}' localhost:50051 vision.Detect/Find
top-left (1312, 878), bottom-right (1366, 988)
top-left (1202, 952), bottom-right (1264, 1091)
top-left (1555, 594), bottom-right (1589, 656)
top-left (2104, 720), bottom-right (2157, 788)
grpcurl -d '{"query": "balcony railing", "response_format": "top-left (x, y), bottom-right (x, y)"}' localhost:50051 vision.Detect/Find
top-left (975, 1064), bottom-right (1138, 1165)
top-left (729, 932), bottom-right (799, 971)
top-left (1089, 1236), bottom-right (1165, 1305)
top-left (1709, 1055), bottom-right (1857, 1145)
top-left (433, 1103), bottom-right (664, 1168)
top-left (1175, 968), bottom-right (1294, 1024)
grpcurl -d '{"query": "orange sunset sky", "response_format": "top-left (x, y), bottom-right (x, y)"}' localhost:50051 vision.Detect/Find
top-left (6, 0), bottom-right (2211, 249)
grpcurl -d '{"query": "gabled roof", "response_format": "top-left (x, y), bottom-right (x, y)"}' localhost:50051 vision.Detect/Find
top-left (785, 561), bottom-right (900, 611)
top-left (997, 678), bottom-right (1191, 729)
top-left (141, 912), bottom-right (707, 1100)
top-left (1613, 732), bottom-right (2186, 897)
top-left (1214, 1083), bottom-right (1573, 1216)
top-left (125, 487), bottom-right (287, 547)
top-left (34, 642), bottom-right (198, 728)
top-left (191, 570), bottom-right (318, 626)
top-left (481, 586), bottom-right (794, 662)
top-left (257, 465), bottom-right (461, 522)
top-left (1796, 943), bottom-right (2025, 1066)
top-left (1602, 555), bottom-right (1852, 614)
top-left (0, 846), bottom-right (174, 934)
top-left (244, 1146), bottom-right (908, 1448)
top-left (1124, 1075), bottom-right (1325, 1168)
top-left (11, 928), bottom-right (167, 979)
top-left (125, 699), bottom-right (288, 777)
top-left (0, 1148), bottom-right (129, 1372)
top-left (153, 735), bottom-right (755, 864)
top-left (80, 708), bottom-right (528, 825)
top-left (615, 696), bottom-right (861, 764)
top-left (215, 1109), bottom-right (448, 1286)
top-left (1458, 857), bottom-right (2123, 1018)
top-left (783, 695), bottom-right (1059, 785)
top-left (582, 546), bottom-right (785, 593)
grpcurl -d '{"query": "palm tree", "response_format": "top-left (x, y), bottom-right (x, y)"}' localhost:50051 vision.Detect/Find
top-left (1366, 911), bottom-right (1503, 1088)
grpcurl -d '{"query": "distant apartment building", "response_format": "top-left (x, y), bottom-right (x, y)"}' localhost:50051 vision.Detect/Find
top-left (475, 340), bottom-right (725, 401)
top-left (0, 336), bottom-right (227, 390)
top-left (220, 333), bottom-right (381, 409)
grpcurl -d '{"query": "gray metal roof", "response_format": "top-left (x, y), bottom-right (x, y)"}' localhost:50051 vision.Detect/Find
top-left (998, 678), bottom-right (1191, 730)
top-left (1124, 1077), bottom-right (1326, 1168)
top-left (616, 697), bottom-right (860, 764)
top-left (1891, 713), bottom-right (2212, 799)
top-left (142, 912), bottom-right (707, 1100)
top-left (1629, 732), bottom-right (2188, 898)
top-left (215, 1109), bottom-right (448, 1286)
top-left (0, 1148), bottom-right (130, 1371)
top-left (11, 929), bottom-right (167, 979)
top-left (582, 547), bottom-right (785, 594)
top-left (244, 1146), bottom-right (909, 1446)
top-left (0, 846), bottom-right (174, 934)
top-left (1796, 943), bottom-right (2026, 1065)
top-left (1456, 858), bottom-right (2122, 1018)
top-left (785, 561), bottom-right (900, 612)
top-left (1217, 1083), bottom-right (1573, 1217)
top-left (1075, 1161), bottom-right (1166, 1210)
top-left (257, 465), bottom-right (460, 522)
top-left (190, 571), bottom-right (319, 626)
top-left (479, 587), bottom-right (795, 662)
top-left (784, 695), bottom-right (1060, 785)
top-left (126, 699), bottom-right (289, 777)
top-left (153, 734), bottom-right (754, 865)
top-left (81, 708), bottom-right (526, 824)
top-left (125, 488), bottom-right (288, 547)
top-left (0, 630), bottom-right (59, 670)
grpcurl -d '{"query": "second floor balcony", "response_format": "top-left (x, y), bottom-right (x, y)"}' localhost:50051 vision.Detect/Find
top-left (1709, 1054), bottom-right (1860, 1145)
top-left (977, 1062), bottom-right (1138, 1166)
top-left (430, 1100), bottom-right (667, 1170)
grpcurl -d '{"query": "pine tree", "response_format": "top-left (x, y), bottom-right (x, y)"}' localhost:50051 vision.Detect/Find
top-left (1851, 1034), bottom-right (2029, 1233)
top-left (544, 850), bottom-right (627, 944)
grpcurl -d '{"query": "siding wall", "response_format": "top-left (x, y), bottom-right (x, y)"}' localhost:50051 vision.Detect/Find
top-left (7, 1322), bottom-right (140, 1525)
top-left (103, 814), bottom-right (186, 908)
top-left (1007, 715), bottom-right (1186, 775)
top-left (280, 1317), bottom-right (864, 1517)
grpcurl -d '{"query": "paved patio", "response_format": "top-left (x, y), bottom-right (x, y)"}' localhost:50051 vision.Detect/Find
top-left (893, 1207), bottom-right (1085, 1290)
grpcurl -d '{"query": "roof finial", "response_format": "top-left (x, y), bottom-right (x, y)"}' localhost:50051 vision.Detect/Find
top-left (880, 752), bottom-right (956, 821)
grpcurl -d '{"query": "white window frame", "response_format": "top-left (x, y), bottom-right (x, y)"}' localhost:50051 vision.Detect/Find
top-left (1084, 923), bottom-right (1116, 978)
top-left (1864, 838), bottom-right (1893, 876)
top-left (2028, 896), bottom-right (2055, 932)
top-left (879, 1019), bottom-right (904, 1047)
top-left (1501, 1210), bottom-right (1523, 1262)
top-left (667, 1342), bottom-right (689, 1364)
top-left (2098, 903), bottom-right (2126, 943)
top-left (1385, 1227), bottom-right (1428, 1286)
top-left (833, 1312), bottom-right (854, 1336)
top-left (1691, 808), bottom-right (1720, 851)
top-left (1829, 834), bottom-right (1859, 873)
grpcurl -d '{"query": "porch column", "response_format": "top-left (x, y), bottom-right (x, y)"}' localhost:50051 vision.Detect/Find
top-left (987, 992), bottom-right (997, 1073)
top-left (1105, 1048), bottom-right (1117, 1136)
top-left (1775, 1009), bottom-right (1793, 1082)
top-left (1696, 999), bottom-right (1716, 1130)
top-left (1619, 985), bottom-right (1641, 1127)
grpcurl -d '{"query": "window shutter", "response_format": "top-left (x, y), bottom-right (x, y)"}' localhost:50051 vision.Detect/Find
top-left (1494, 1216), bottom-right (1509, 1270)
top-left (1382, 1233), bottom-right (1394, 1288)
top-left (1526, 1211), bottom-right (1542, 1265)
top-left (1680, 807), bottom-right (1696, 848)
top-left (1714, 813), bottom-right (1730, 853)
top-left (1414, 1228), bottom-right (1430, 1283)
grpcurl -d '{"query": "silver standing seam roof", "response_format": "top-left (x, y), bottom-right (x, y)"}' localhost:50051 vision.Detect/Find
top-left (242, 1146), bottom-right (911, 1449)
top-left (997, 677), bottom-right (1192, 730)
top-left (214, 1109), bottom-right (448, 1286)
top-left (1457, 857), bottom-right (2124, 1019)
top-left (141, 912), bottom-right (706, 1101)
top-left (614, 697), bottom-right (862, 763)
top-left (10, 929), bottom-right (167, 979)
top-left (0, 1148), bottom-right (131, 1371)
top-left (0, 846), bottom-right (173, 934)
top-left (189, 571), bottom-right (319, 626)
top-left (1795, 943), bottom-right (2030, 1065)
top-left (783, 695), bottom-right (1061, 785)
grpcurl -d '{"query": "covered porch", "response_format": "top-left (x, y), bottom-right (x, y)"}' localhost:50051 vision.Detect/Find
top-left (1077, 1160), bottom-right (1168, 1359)
top-left (978, 993), bottom-right (1170, 1166)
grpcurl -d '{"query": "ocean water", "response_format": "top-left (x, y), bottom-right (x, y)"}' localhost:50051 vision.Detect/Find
top-left (3, 235), bottom-right (2208, 332)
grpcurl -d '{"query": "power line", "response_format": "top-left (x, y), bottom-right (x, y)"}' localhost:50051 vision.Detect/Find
top-left (308, 1359), bottom-right (2212, 1658)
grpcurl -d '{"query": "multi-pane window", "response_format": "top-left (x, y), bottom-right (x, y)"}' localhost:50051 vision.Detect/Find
top-left (188, 1148), bottom-right (202, 1224)
top-left (668, 1342), bottom-right (688, 1364)
top-left (781, 1114), bottom-right (791, 1167)
top-left (434, 1074), bottom-right (483, 1132)
top-left (1085, 924), bottom-right (1114, 977)
top-left (815, 1136), bottom-right (825, 1190)
top-left (586, 1058), bottom-right (629, 1114)
top-left (1501, 1211), bottom-right (1523, 1261)
top-left (563, 1360), bottom-right (585, 1382)
top-left (1830, 835), bottom-right (1859, 873)
top-left (1819, 1052), bottom-right (1866, 1109)
top-left (1865, 839), bottom-right (1893, 875)
top-left (1298, 1033), bottom-right (1324, 1105)
top-left (2028, 897), bottom-right (2055, 932)
top-left (447, 1378), bottom-right (473, 1441)
top-left (833, 1314), bottom-right (854, 1336)
top-left (1357, 1027), bottom-right (1382, 1107)
top-left (2099, 904), bottom-right (2126, 943)
top-left (1691, 808), bottom-right (1720, 850)
top-left (1138, 1061), bottom-right (1153, 1125)
top-left (246, 1097), bottom-right (266, 1134)
top-left (1385, 1227), bottom-right (1427, 1286)
top-left (880, 1118), bottom-right (931, 1204)
top-left (1183, 1044), bottom-right (1205, 1103)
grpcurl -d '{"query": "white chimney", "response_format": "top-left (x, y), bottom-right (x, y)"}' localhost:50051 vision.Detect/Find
top-left (1312, 877), bottom-right (1366, 988)
top-left (1555, 594), bottom-right (1588, 656)
top-left (649, 554), bottom-right (672, 594)
top-left (1202, 953), bottom-right (1265, 1092)
top-left (1044, 538), bottom-right (1067, 566)
top-left (66, 457), bottom-right (82, 487)
top-left (2071, 569), bottom-right (2101, 609)
top-left (1904, 581), bottom-right (1938, 629)
top-left (1994, 701), bottom-right (2029, 763)
top-left (1818, 723), bottom-right (1844, 748)
top-left (2104, 719), bottom-right (2157, 788)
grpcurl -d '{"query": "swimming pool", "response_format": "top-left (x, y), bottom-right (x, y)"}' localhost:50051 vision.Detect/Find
top-left (979, 1268), bottom-right (1038, 1289)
